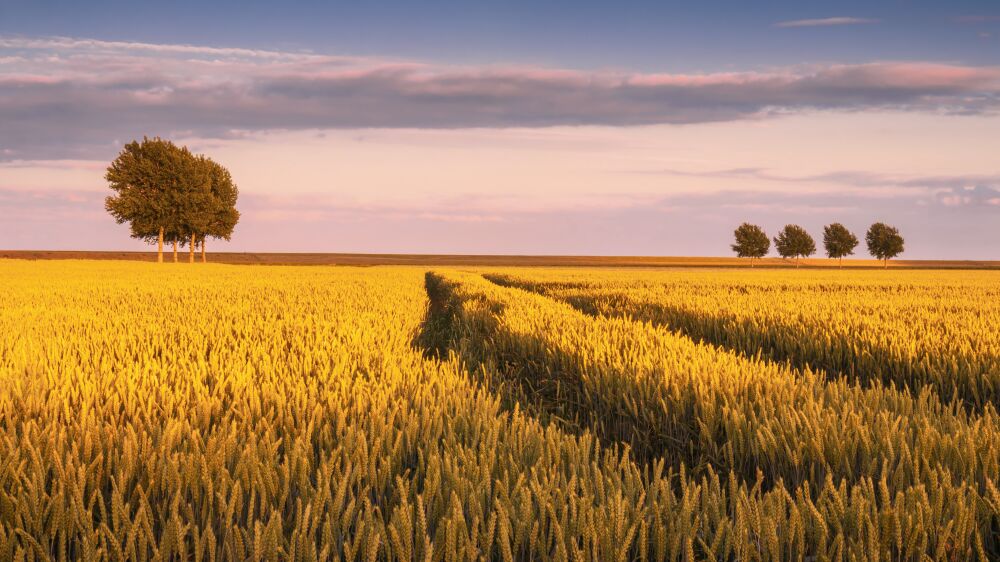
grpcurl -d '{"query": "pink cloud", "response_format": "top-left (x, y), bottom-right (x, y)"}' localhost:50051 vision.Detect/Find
top-left (813, 62), bottom-right (1000, 90)
top-left (0, 159), bottom-right (106, 171)
top-left (626, 72), bottom-right (778, 87)
top-left (774, 17), bottom-right (879, 28)
top-left (955, 15), bottom-right (1000, 24)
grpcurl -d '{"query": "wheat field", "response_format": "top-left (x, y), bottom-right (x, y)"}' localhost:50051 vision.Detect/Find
top-left (1, 260), bottom-right (998, 560)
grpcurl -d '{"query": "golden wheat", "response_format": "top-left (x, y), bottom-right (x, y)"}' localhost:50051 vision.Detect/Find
top-left (485, 268), bottom-right (1000, 411)
top-left (2, 260), bottom-right (998, 560)
top-left (429, 268), bottom-right (1000, 558)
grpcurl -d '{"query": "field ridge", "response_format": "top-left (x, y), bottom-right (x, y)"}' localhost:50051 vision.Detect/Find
top-left (3, 251), bottom-right (1000, 268)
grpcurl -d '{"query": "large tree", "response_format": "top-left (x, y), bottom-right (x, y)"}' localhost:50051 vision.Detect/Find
top-left (105, 138), bottom-right (196, 262)
top-left (866, 222), bottom-right (904, 268)
top-left (106, 138), bottom-right (238, 263)
top-left (822, 223), bottom-right (859, 268)
top-left (731, 223), bottom-right (770, 267)
top-left (773, 224), bottom-right (816, 267)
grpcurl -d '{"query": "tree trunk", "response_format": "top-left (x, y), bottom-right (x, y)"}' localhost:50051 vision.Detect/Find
top-left (884, 258), bottom-right (888, 269)
top-left (201, 238), bottom-right (206, 263)
top-left (839, 256), bottom-right (843, 269)
top-left (172, 241), bottom-right (178, 263)
top-left (157, 227), bottom-right (164, 263)
top-left (189, 233), bottom-right (196, 263)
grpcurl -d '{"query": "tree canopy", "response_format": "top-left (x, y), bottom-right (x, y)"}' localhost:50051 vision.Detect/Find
top-left (105, 137), bottom-right (239, 262)
top-left (822, 223), bottom-right (859, 266)
top-left (201, 157), bottom-right (240, 243)
top-left (773, 224), bottom-right (815, 266)
top-left (731, 223), bottom-right (770, 266)
top-left (866, 222), bottom-right (904, 267)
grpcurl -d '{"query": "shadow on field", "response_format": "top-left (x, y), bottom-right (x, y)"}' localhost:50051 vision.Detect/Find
top-left (412, 271), bottom-right (1000, 498)
top-left (413, 272), bottom-right (604, 443)
top-left (413, 272), bottom-right (456, 360)
top-left (483, 273), bottom-right (995, 415)
top-left (413, 272), bottom-right (711, 475)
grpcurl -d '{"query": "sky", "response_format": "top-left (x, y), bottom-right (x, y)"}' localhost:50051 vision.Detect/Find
top-left (1, 1), bottom-right (999, 258)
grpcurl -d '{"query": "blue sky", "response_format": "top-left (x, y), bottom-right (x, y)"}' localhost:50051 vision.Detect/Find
top-left (4, 0), bottom-right (999, 69)
top-left (1, 1), bottom-right (999, 257)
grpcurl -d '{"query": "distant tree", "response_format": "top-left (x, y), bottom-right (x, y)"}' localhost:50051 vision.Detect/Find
top-left (773, 224), bottom-right (816, 267)
top-left (731, 223), bottom-right (770, 267)
top-left (822, 223), bottom-right (859, 268)
top-left (866, 222), bottom-right (904, 268)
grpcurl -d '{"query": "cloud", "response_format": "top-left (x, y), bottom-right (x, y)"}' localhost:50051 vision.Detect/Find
top-left (0, 187), bottom-right (107, 221)
top-left (639, 167), bottom-right (1000, 197)
top-left (236, 192), bottom-right (514, 224)
top-left (936, 185), bottom-right (1000, 208)
top-left (954, 15), bottom-right (1000, 24)
top-left (659, 189), bottom-right (863, 215)
top-left (2, 182), bottom-right (997, 257)
top-left (0, 159), bottom-right (107, 171)
top-left (773, 17), bottom-right (879, 28)
top-left (2, 36), bottom-right (1000, 160)
top-left (0, 37), bottom-right (322, 60)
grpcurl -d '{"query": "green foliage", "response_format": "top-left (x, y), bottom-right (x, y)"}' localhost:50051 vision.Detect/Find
top-left (175, 153), bottom-right (216, 247)
top-left (866, 222), bottom-right (904, 264)
top-left (822, 223), bottom-right (859, 260)
top-left (105, 137), bottom-right (192, 244)
top-left (202, 157), bottom-right (240, 241)
top-left (773, 224), bottom-right (816, 263)
top-left (730, 223), bottom-right (770, 263)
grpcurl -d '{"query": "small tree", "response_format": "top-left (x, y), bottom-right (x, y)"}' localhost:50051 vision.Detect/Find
top-left (773, 224), bottom-right (816, 267)
top-left (731, 223), bottom-right (770, 267)
top-left (866, 222), bottom-right (904, 268)
top-left (822, 223), bottom-right (859, 268)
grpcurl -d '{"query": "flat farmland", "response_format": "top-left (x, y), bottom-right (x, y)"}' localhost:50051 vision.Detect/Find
top-left (1, 260), bottom-right (998, 560)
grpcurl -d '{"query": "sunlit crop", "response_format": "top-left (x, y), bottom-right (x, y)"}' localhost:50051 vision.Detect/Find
top-left (483, 268), bottom-right (1000, 411)
top-left (1, 261), bottom-right (997, 560)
